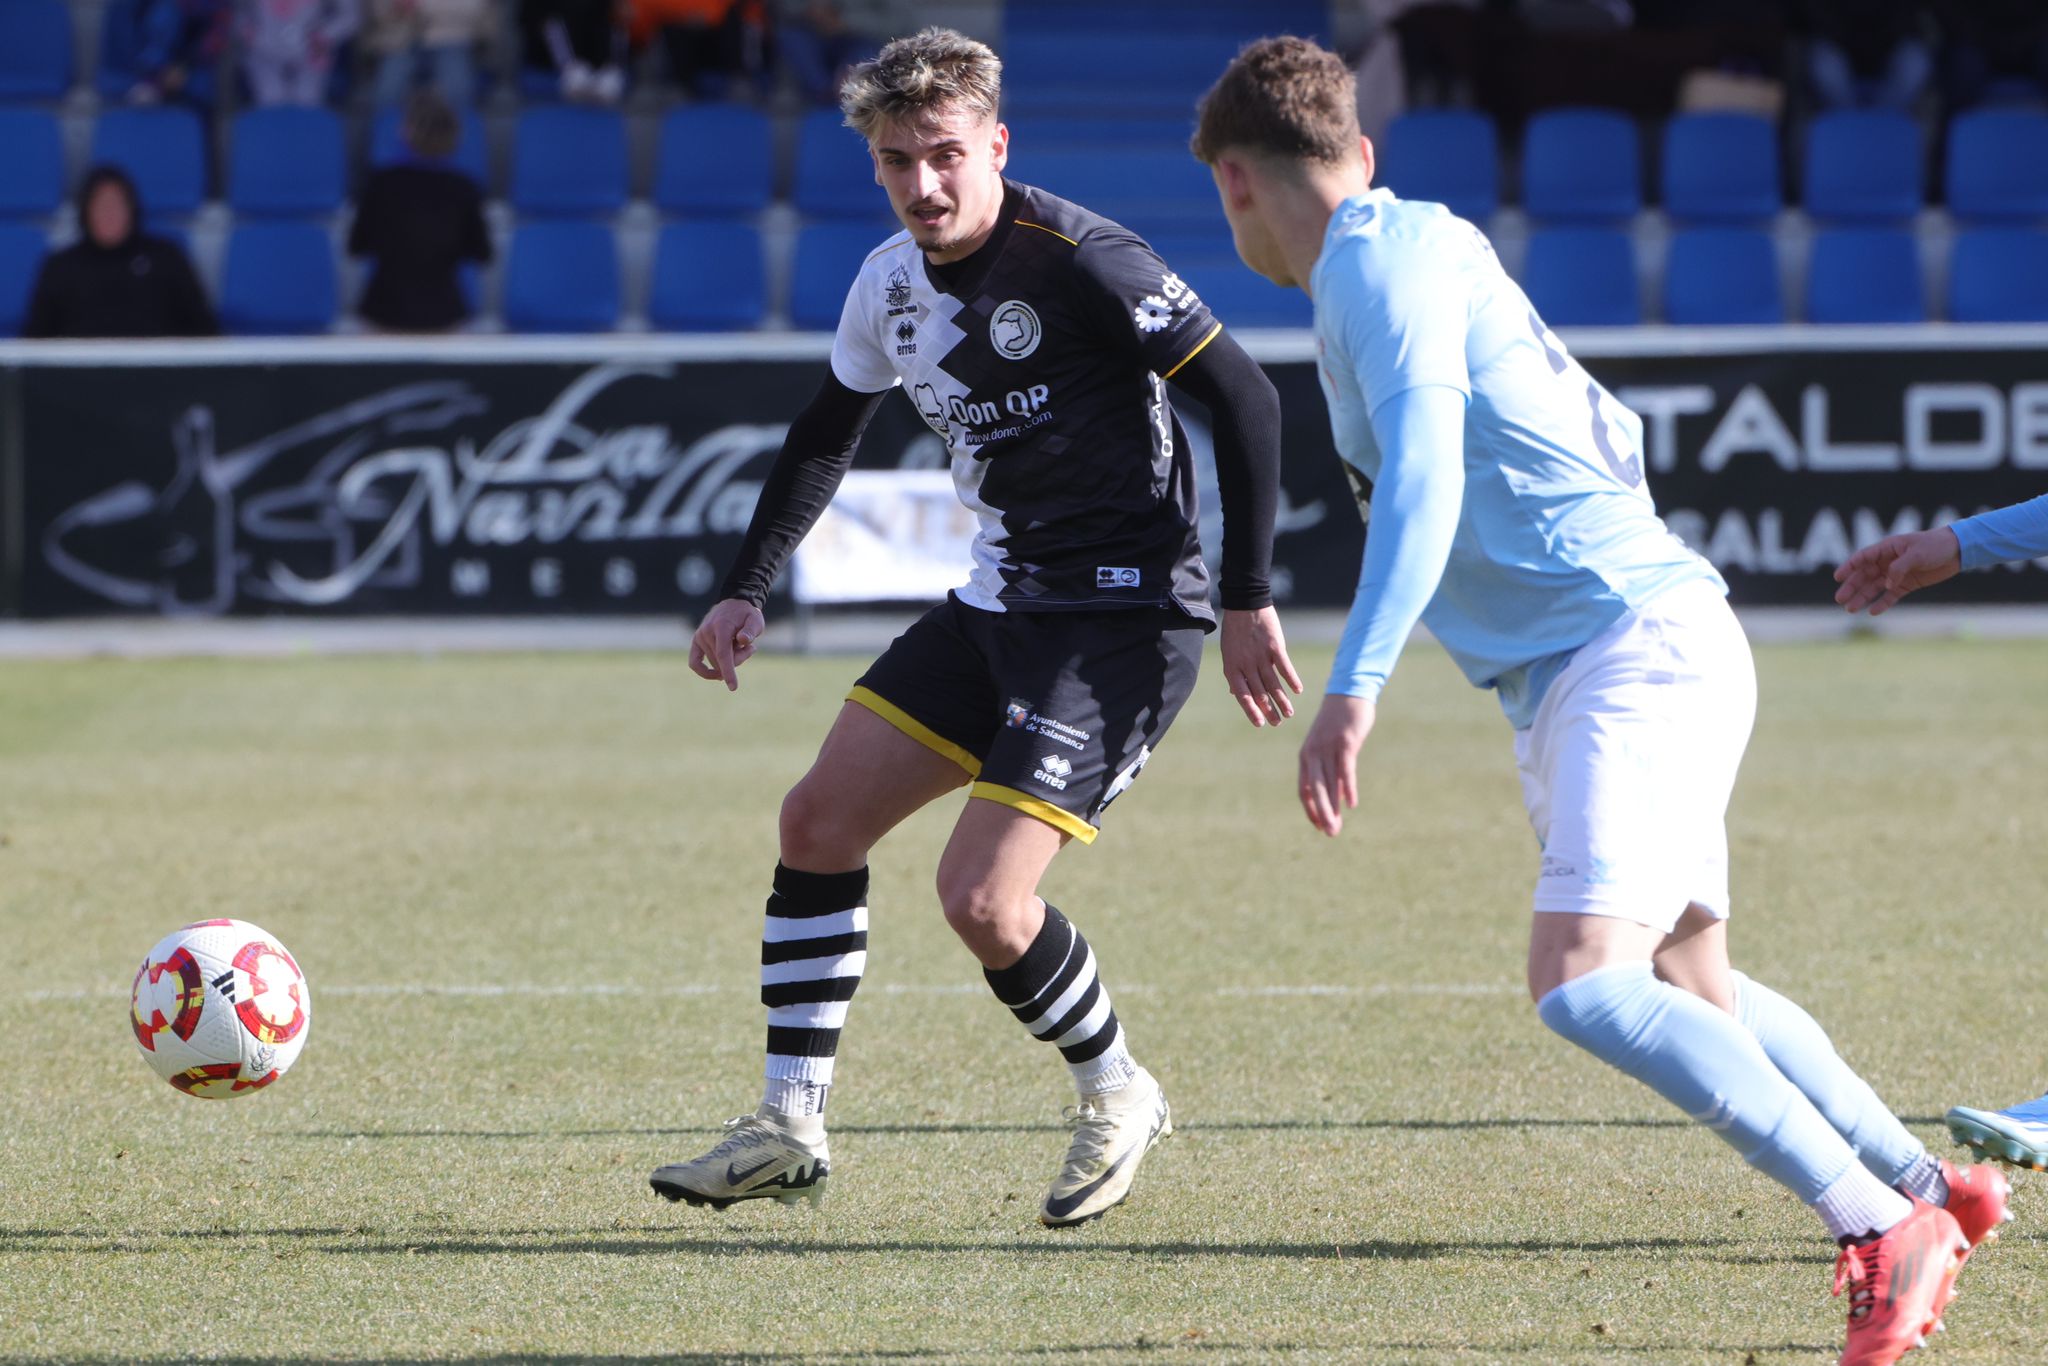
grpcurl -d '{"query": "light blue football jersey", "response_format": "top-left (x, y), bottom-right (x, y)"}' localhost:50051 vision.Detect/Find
top-left (1312, 189), bottom-right (1722, 727)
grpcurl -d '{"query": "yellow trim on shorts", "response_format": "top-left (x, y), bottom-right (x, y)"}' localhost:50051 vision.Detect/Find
top-left (1160, 320), bottom-right (1224, 379)
top-left (846, 685), bottom-right (981, 777)
top-left (969, 781), bottom-right (1099, 844)
top-left (1016, 220), bottom-right (1079, 246)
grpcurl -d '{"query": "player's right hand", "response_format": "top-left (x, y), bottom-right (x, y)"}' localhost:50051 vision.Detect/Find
top-left (1832, 527), bottom-right (1961, 615)
top-left (689, 598), bottom-right (766, 691)
top-left (1299, 693), bottom-right (1376, 838)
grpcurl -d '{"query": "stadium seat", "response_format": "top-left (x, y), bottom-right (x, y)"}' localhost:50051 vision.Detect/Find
top-left (1379, 110), bottom-right (1500, 222)
top-left (1949, 228), bottom-right (2048, 323)
top-left (1010, 114), bottom-right (1205, 152)
top-left (229, 107), bottom-right (345, 218)
top-left (0, 223), bottom-right (47, 335)
top-left (504, 221), bottom-right (621, 332)
top-left (1016, 147), bottom-right (1221, 241)
top-left (0, 0), bottom-right (72, 101)
top-left (649, 221), bottom-right (765, 331)
top-left (793, 108), bottom-right (882, 219)
top-left (1521, 227), bottom-right (1640, 326)
top-left (368, 106), bottom-right (490, 187)
top-left (998, 32), bottom-right (1257, 117)
top-left (1802, 110), bottom-right (1922, 222)
top-left (790, 222), bottom-right (895, 329)
top-left (90, 106), bottom-right (208, 220)
top-left (1181, 263), bottom-right (1314, 329)
top-left (1805, 228), bottom-right (1925, 323)
top-left (1522, 109), bottom-right (1641, 223)
top-left (1661, 113), bottom-right (1781, 223)
top-left (220, 223), bottom-right (338, 335)
top-left (1945, 110), bottom-right (2048, 223)
top-left (655, 106), bottom-right (773, 218)
top-left (0, 108), bottom-right (64, 220)
top-left (511, 106), bottom-right (628, 218)
top-left (1663, 228), bottom-right (1783, 325)
top-left (1003, 0), bottom-right (1327, 39)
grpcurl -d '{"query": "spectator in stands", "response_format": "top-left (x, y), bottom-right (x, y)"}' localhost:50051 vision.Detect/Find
top-left (627, 0), bottom-right (767, 100)
top-left (21, 167), bottom-right (216, 339)
top-left (772, 0), bottom-right (909, 105)
top-left (238, 0), bottom-right (362, 105)
top-left (348, 92), bottom-right (491, 333)
top-left (1941, 0), bottom-right (2048, 111)
top-left (366, 0), bottom-right (492, 107)
top-left (1794, 0), bottom-right (1934, 112)
top-left (521, 0), bottom-right (628, 103)
top-left (99, 0), bottom-right (231, 110)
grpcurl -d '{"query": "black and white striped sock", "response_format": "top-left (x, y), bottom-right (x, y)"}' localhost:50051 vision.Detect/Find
top-left (760, 863), bottom-right (867, 1118)
top-left (984, 903), bottom-right (1140, 1096)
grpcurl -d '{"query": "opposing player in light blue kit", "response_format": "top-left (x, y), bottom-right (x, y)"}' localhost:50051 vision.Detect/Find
top-left (1837, 490), bottom-right (2048, 1171)
top-left (1192, 36), bottom-right (2012, 1366)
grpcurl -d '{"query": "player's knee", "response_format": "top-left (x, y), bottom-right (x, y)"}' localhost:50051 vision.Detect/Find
top-left (777, 779), bottom-right (867, 870)
top-left (934, 869), bottom-right (1015, 947)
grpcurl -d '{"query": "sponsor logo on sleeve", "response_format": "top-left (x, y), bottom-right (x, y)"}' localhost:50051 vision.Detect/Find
top-left (1134, 296), bottom-right (1173, 333)
top-left (1096, 566), bottom-right (1141, 589)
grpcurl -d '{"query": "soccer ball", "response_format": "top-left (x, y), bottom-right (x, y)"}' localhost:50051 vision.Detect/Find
top-left (130, 919), bottom-right (311, 1098)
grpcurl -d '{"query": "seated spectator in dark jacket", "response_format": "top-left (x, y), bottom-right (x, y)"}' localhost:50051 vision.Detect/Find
top-left (22, 167), bottom-right (217, 338)
top-left (348, 93), bottom-right (492, 333)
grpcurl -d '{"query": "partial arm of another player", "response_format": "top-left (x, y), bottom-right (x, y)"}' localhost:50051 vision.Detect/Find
top-left (692, 375), bottom-right (887, 689)
top-left (1165, 328), bottom-right (1303, 727)
top-left (1300, 384), bottom-right (1467, 837)
top-left (1833, 492), bottom-right (2048, 615)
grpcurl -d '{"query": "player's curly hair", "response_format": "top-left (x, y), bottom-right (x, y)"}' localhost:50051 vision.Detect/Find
top-left (1191, 35), bottom-right (1359, 167)
top-left (840, 27), bottom-right (1002, 141)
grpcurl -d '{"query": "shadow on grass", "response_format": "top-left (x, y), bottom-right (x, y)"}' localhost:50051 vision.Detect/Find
top-left (15, 1344), bottom-right (1839, 1364)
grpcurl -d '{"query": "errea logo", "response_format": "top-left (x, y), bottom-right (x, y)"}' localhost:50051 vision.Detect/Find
top-left (1033, 753), bottom-right (1073, 790)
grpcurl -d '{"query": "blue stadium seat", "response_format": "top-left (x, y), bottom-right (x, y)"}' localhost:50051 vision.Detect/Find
top-left (1522, 109), bottom-right (1641, 223)
top-left (790, 222), bottom-right (894, 329)
top-left (1004, 0), bottom-right (1326, 39)
top-left (90, 107), bottom-right (208, 220)
top-left (511, 106), bottom-right (628, 217)
top-left (220, 223), bottom-right (338, 335)
top-left (1010, 114), bottom-right (1203, 152)
top-left (1380, 110), bottom-right (1499, 222)
top-left (1802, 110), bottom-right (1922, 222)
top-left (1663, 228), bottom-right (1782, 324)
top-left (1949, 228), bottom-right (2048, 323)
top-left (999, 32), bottom-right (1253, 117)
top-left (655, 106), bottom-right (772, 218)
top-left (1661, 113), bottom-right (1780, 224)
top-left (1521, 227), bottom-right (1640, 326)
top-left (369, 106), bottom-right (490, 187)
top-left (649, 221), bottom-right (765, 331)
top-left (0, 224), bottom-right (48, 334)
top-left (1805, 229), bottom-right (1924, 323)
top-left (229, 107), bottom-right (345, 218)
top-left (1013, 147), bottom-right (1221, 243)
top-left (0, 0), bottom-right (72, 101)
top-left (1945, 111), bottom-right (2048, 223)
top-left (1179, 263), bottom-right (1313, 329)
top-left (793, 108), bottom-right (881, 219)
top-left (0, 108), bottom-right (63, 220)
top-left (504, 221), bottom-right (620, 332)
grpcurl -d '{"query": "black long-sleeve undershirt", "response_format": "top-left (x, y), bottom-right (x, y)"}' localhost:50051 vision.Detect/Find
top-left (1167, 327), bottom-right (1282, 612)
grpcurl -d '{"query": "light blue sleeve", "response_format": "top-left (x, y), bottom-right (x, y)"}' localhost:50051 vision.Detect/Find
top-left (1952, 493), bottom-right (2048, 571)
top-left (1327, 384), bottom-right (1468, 700)
top-left (1329, 236), bottom-right (1473, 412)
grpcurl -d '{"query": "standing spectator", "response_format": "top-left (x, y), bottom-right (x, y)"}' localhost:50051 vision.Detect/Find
top-left (772, 1), bottom-right (908, 105)
top-left (98, 0), bottom-right (231, 110)
top-left (1795, 0), bottom-right (1934, 112)
top-left (628, 0), bottom-right (767, 100)
top-left (349, 92), bottom-right (492, 333)
top-left (521, 0), bottom-right (628, 103)
top-left (239, 0), bottom-right (362, 105)
top-left (22, 167), bottom-right (216, 338)
top-left (366, 0), bottom-right (492, 108)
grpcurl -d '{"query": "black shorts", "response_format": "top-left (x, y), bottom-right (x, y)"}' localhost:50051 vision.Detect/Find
top-left (849, 595), bottom-right (1204, 844)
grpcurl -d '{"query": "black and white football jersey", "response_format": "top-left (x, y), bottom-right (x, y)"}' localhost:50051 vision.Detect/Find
top-left (830, 180), bottom-right (1223, 624)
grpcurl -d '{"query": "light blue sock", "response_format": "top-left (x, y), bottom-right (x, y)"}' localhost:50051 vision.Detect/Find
top-left (1731, 971), bottom-right (1935, 1193)
top-left (1539, 961), bottom-right (1908, 1238)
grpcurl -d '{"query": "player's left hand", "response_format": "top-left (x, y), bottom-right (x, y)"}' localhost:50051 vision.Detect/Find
top-left (1220, 606), bottom-right (1304, 728)
top-left (1298, 693), bottom-right (1375, 837)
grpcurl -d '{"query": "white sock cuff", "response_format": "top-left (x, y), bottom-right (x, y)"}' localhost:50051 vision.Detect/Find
top-left (1070, 1029), bottom-right (1139, 1095)
top-left (1813, 1165), bottom-right (1913, 1242)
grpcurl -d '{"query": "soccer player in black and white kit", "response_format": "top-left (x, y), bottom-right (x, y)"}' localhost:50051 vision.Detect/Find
top-left (649, 27), bottom-right (1300, 1227)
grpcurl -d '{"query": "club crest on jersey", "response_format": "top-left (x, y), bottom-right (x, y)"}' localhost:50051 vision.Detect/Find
top-left (884, 262), bottom-right (914, 315)
top-left (989, 300), bottom-right (1041, 359)
top-left (1005, 701), bottom-right (1031, 728)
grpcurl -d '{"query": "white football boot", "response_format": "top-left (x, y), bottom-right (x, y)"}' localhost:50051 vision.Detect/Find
top-left (650, 1107), bottom-right (829, 1209)
top-left (1039, 1067), bottom-right (1173, 1228)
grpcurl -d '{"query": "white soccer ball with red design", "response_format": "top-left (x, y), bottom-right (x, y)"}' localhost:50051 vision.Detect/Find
top-left (130, 919), bottom-right (311, 1098)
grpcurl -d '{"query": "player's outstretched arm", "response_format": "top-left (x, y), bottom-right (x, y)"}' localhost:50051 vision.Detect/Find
top-left (1831, 529), bottom-right (1960, 616)
top-left (1165, 327), bottom-right (1303, 726)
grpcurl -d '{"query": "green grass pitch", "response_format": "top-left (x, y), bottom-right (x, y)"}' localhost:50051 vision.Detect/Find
top-left (1, 634), bottom-right (2043, 1363)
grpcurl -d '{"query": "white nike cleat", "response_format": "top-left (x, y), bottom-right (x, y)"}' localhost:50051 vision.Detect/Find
top-left (649, 1107), bottom-right (829, 1210)
top-left (1039, 1067), bottom-right (1172, 1228)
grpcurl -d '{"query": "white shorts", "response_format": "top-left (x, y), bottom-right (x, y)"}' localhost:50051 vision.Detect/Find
top-left (1513, 578), bottom-right (1757, 934)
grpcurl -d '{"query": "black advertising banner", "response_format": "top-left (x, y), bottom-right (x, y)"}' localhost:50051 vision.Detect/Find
top-left (8, 339), bottom-right (2047, 617)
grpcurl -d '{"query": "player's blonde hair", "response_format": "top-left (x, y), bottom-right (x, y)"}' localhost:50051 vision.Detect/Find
top-left (839, 27), bottom-right (1002, 141)
top-left (1191, 35), bottom-right (1360, 168)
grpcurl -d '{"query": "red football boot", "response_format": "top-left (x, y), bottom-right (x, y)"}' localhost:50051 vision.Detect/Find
top-left (1834, 1199), bottom-right (1970, 1366)
top-left (1937, 1159), bottom-right (2013, 1259)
